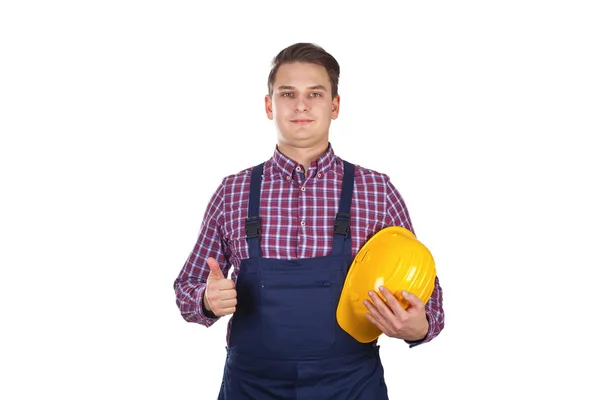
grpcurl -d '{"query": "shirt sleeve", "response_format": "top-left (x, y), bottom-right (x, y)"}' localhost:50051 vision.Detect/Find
top-left (384, 177), bottom-right (446, 347)
top-left (173, 180), bottom-right (231, 327)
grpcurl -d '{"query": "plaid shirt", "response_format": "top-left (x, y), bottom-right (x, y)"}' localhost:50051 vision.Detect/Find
top-left (174, 144), bottom-right (444, 347)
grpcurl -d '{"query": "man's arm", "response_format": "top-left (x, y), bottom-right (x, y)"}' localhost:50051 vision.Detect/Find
top-left (173, 181), bottom-right (230, 327)
top-left (385, 178), bottom-right (445, 347)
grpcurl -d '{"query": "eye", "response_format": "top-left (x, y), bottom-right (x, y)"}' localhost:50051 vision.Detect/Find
top-left (281, 92), bottom-right (294, 97)
top-left (309, 92), bottom-right (322, 98)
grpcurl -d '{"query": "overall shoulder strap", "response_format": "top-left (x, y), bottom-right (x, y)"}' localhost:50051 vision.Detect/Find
top-left (332, 161), bottom-right (355, 256)
top-left (245, 162), bottom-right (265, 258)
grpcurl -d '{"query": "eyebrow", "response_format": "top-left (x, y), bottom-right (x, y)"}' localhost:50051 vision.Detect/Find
top-left (277, 85), bottom-right (328, 92)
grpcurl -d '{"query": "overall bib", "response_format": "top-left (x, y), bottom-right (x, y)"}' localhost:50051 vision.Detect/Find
top-left (218, 161), bottom-right (389, 400)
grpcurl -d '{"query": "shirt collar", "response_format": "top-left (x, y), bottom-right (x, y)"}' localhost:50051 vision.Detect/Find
top-left (270, 143), bottom-right (337, 180)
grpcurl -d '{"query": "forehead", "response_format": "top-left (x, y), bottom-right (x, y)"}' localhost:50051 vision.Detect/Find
top-left (274, 62), bottom-right (331, 91)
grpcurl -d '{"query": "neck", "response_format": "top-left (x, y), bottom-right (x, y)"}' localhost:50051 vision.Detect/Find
top-left (277, 141), bottom-right (329, 171)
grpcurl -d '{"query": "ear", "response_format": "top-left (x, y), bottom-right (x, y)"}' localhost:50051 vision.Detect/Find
top-left (331, 94), bottom-right (340, 120)
top-left (265, 94), bottom-right (274, 120)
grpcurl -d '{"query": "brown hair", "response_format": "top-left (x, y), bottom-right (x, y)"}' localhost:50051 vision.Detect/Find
top-left (267, 43), bottom-right (340, 97)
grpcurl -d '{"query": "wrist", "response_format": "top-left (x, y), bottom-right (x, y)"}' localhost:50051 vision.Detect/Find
top-left (406, 316), bottom-right (430, 342)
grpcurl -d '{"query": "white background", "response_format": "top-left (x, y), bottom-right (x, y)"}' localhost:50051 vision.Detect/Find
top-left (1, 1), bottom-right (599, 399)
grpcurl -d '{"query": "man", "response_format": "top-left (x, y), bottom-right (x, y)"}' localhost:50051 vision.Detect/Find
top-left (174, 42), bottom-right (445, 399)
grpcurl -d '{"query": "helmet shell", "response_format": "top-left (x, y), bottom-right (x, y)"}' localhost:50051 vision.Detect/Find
top-left (336, 226), bottom-right (436, 343)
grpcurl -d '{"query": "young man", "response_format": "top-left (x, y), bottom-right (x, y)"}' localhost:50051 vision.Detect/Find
top-left (174, 42), bottom-right (445, 399)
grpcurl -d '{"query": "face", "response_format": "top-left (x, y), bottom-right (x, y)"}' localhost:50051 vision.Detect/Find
top-left (265, 62), bottom-right (340, 150)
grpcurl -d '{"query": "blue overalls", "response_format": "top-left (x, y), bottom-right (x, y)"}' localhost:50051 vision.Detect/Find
top-left (218, 161), bottom-right (389, 400)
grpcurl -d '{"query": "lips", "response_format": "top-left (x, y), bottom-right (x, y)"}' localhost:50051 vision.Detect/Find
top-left (291, 119), bottom-right (313, 124)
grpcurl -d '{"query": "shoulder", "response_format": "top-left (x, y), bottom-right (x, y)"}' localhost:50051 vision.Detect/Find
top-left (221, 155), bottom-right (274, 183)
top-left (344, 159), bottom-right (392, 186)
top-left (218, 160), bottom-right (277, 193)
top-left (221, 165), bottom-right (254, 187)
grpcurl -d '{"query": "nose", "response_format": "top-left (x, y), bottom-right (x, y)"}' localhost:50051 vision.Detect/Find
top-left (294, 99), bottom-right (308, 113)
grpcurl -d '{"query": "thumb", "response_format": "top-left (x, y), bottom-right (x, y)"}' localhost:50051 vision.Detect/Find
top-left (207, 257), bottom-right (225, 280)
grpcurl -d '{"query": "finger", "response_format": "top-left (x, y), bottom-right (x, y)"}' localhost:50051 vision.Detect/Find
top-left (218, 298), bottom-right (238, 308)
top-left (365, 312), bottom-right (388, 335)
top-left (207, 257), bottom-right (225, 279)
top-left (206, 288), bottom-right (234, 307)
top-left (401, 290), bottom-right (425, 310)
top-left (215, 286), bottom-right (237, 300)
top-left (216, 306), bottom-right (236, 316)
top-left (210, 297), bottom-right (237, 315)
top-left (213, 279), bottom-right (235, 291)
top-left (379, 286), bottom-right (408, 317)
top-left (368, 290), bottom-right (396, 321)
top-left (363, 296), bottom-right (393, 333)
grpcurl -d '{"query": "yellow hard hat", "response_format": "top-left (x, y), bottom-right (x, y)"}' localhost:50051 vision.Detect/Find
top-left (336, 226), bottom-right (436, 343)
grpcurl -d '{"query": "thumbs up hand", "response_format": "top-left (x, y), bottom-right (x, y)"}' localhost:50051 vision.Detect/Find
top-left (203, 257), bottom-right (237, 317)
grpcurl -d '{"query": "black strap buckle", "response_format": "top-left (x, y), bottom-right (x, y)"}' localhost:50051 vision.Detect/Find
top-left (333, 212), bottom-right (350, 237)
top-left (245, 216), bottom-right (261, 239)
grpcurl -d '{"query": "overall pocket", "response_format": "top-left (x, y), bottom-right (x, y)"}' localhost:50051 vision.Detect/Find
top-left (260, 268), bottom-right (336, 351)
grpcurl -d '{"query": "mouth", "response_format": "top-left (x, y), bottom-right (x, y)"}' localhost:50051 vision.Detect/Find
top-left (290, 119), bottom-right (313, 125)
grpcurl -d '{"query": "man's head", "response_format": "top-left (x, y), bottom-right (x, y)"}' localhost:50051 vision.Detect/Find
top-left (265, 43), bottom-right (341, 152)
top-left (267, 43), bottom-right (340, 98)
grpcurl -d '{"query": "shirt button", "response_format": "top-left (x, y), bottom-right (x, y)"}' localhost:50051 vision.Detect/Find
top-left (300, 221), bottom-right (305, 226)
top-left (301, 187), bottom-right (306, 191)
top-left (296, 166), bottom-right (302, 172)
top-left (286, 176), bottom-right (291, 180)
top-left (317, 173), bottom-right (322, 178)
